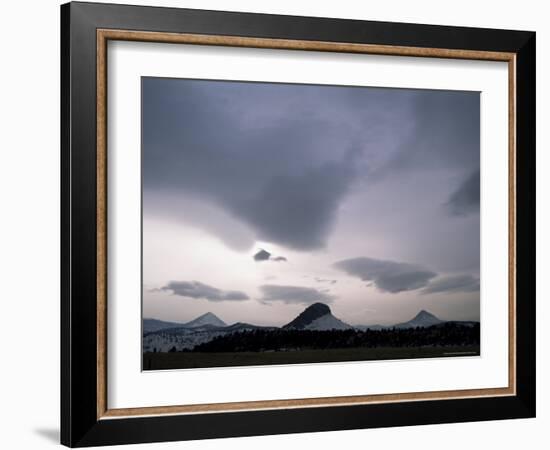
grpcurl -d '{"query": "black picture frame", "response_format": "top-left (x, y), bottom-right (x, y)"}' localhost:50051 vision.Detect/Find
top-left (61, 1), bottom-right (536, 447)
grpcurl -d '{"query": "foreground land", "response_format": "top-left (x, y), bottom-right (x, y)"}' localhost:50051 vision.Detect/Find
top-left (143, 345), bottom-right (480, 370)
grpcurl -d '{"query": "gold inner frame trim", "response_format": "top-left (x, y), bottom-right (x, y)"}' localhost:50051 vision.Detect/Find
top-left (96, 28), bottom-right (517, 420)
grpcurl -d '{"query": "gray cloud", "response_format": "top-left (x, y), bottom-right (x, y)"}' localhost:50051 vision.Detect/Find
top-left (141, 79), bottom-right (401, 251)
top-left (253, 249), bottom-right (271, 261)
top-left (446, 169), bottom-right (480, 216)
top-left (333, 257), bottom-right (437, 293)
top-left (162, 281), bottom-right (249, 302)
top-left (422, 274), bottom-right (480, 294)
top-left (253, 249), bottom-right (287, 262)
top-left (259, 284), bottom-right (335, 305)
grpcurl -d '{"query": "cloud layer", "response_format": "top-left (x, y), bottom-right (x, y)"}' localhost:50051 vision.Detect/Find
top-left (422, 274), bottom-right (480, 294)
top-left (162, 281), bottom-right (249, 302)
top-left (259, 284), bottom-right (335, 305)
top-left (333, 257), bottom-right (437, 293)
top-left (334, 256), bottom-right (480, 296)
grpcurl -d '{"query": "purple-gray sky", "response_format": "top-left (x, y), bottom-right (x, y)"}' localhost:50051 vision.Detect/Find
top-left (142, 77), bottom-right (480, 327)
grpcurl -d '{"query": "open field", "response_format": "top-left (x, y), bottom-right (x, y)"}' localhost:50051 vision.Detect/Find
top-left (143, 345), bottom-right (480, 370)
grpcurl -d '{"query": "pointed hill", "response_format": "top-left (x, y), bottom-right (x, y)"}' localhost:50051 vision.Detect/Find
top-left (183, 312), bottom-right (226, 328)
top-left (283, 303), bottom-right (353, 330)
top-left (393, 310), bottom-right (443, 329)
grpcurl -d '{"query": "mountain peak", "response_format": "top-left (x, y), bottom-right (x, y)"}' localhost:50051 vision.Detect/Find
top-left (283, 303), bottom-right (331, 328)
top-left (415, 310), bottom-right (437, 319)
top-left (283, 303), bottom-right (351, 330)
top-left (394, 310), bottom-right (442, 329)
top-left (184, 312), bottom-right (226, 328)
top-left (305, 302), bottom-right (331, 316)
top-left (200, 312), bottom-right (217, 319)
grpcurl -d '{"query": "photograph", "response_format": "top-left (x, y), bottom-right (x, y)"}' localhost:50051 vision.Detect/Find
top-left (141, 77), bottom-right (481, 371)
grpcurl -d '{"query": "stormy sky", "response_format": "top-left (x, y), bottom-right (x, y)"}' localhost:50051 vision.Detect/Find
top-left (142, 77), bottom-right (480, 327)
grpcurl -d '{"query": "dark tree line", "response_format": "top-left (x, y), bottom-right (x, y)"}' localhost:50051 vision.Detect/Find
top-left (190, 323), bottom-right (480, 353)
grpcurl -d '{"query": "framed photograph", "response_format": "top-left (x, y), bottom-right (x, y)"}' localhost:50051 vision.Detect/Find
top-left (61, 2), bottom-right (536, 447)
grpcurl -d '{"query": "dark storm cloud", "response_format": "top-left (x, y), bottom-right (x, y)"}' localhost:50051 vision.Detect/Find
top-left (237, 160), bottom-right (355, 249)
top-left (446, 169), bottom-right (480, 216)
top-left (259, 285), bottom-right (335, 305)
top-left (333, 257), bottom-right (437, 293)
top-left (141, 78), bottom-right (406, 251)
top-left (422, 274), bottom-right (480, 294)
top-left (162, 281), bottom-right (249, 302)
